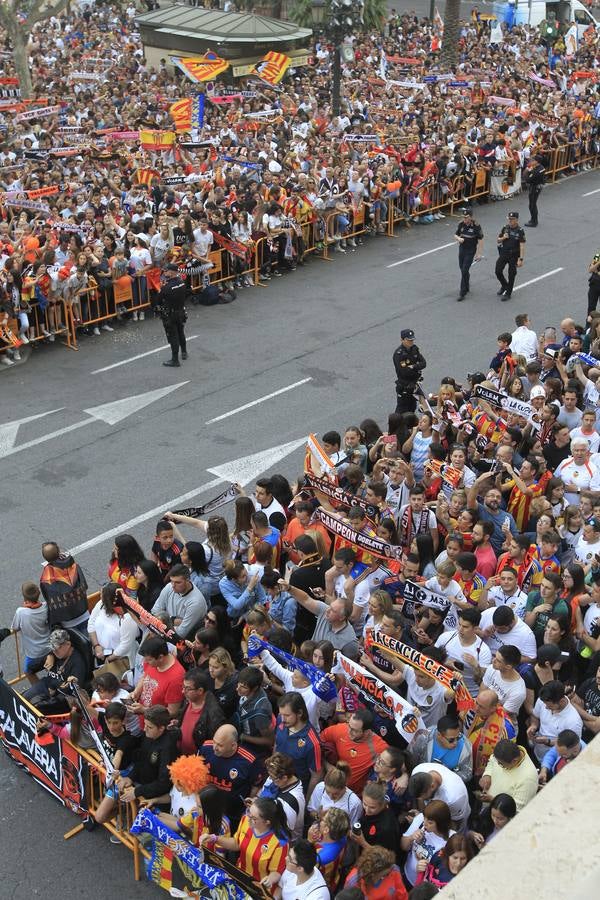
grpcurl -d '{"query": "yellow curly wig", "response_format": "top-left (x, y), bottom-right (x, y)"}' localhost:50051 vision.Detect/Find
top-left (168, 755), bottom-right (211, 795)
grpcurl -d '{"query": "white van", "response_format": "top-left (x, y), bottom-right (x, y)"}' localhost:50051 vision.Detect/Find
top-left (492, 1), bottom-right (600, 38)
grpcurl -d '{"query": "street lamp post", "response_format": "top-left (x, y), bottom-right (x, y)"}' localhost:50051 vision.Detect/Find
top-left (328, 0), bottom-right (365, 117)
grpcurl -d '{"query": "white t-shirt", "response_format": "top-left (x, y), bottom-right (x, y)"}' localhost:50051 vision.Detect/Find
top-left (170, 785), bottom-right (196, 818)
top-left (353, 566), bottom-right (390, 635)
top-left (575, 534), bottom-right (600, 566)
top-left (307, 782), bottom-right (362, 826)
top-left (425, 577), bottom-right (467, 631)
top-left (487, 585), bottom-right (528, 618)
top-left (192, 228), bottom-right (213, 257)
top-left (511, 325), bottom-right (539, 362)
top-left (252, 494), bottom-right (286, 530)
top-left (129, 247), bottom-right (152, 272)
top-left (386, 479), bottom-right (411, 517)
top-left (411, 762), bottom-right (470, 824)
top-left (279, 866), bottom-right (329, 900)
top-left (403, 812), bottom-right (456, 885)
top-left (398, 504), bottom-right (437, 540)
top-left (434, 631), bottom-right (491, 697)
top-left (261, 777), bottom-right (305, 840)
top-left (404, 667), bottom-right (448, 728)
top-left (532, 698), bottom-right (583, 761)
top-left (482, 666), bottom-right (526, 714)
top-left (583, 602), bottom-right (600, 637)
top-left (479, 608), bottom-right (538, 660)
top-left (555, 456), bottom-right (600, 505)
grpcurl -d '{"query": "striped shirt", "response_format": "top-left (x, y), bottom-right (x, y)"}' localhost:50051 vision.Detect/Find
top-left (234, 815), bottom-right (288, 881)
top-left (316, 837), bottom-right (347, 890)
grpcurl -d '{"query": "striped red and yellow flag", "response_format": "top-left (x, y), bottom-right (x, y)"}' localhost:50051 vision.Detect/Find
top-left (169, 98), bottom-right (192, 133)
top-left (171, 51), bottom-right (229, 83)
top-left (135, 167), bottom-right (160, 186)
top-left (250, 51), bottom-right (291, 86)
top-left (139, 130), bottom-right (176, 151)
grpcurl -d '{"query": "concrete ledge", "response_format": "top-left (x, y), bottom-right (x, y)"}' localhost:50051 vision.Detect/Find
top-left (443, 736), bottom-right (600, 899)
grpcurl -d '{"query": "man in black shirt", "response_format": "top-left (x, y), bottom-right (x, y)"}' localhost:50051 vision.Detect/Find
top-left (289, 534), bottom-right (330, 645)
top-left (454, 207), bottom-right (484, 301)
top-left (24, 628), bottom-right (89, 711)
top-left (119, 706), bottom-right (177, 806)
top-left (495, 211), bottom-right (526, 300)
top-left (158, 264), bottom-right (187, 367)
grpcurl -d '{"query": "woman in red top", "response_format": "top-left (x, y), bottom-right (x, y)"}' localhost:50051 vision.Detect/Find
top-left (344, 845), bottom-right (408, 900)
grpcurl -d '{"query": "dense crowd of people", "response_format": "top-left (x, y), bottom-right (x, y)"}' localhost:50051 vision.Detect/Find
top-left (3, 3), bottom-right (600, 364)
top-left (4, 301), bottom-right (600, 897)
top-left (2, 2), bottom-right (600, 898)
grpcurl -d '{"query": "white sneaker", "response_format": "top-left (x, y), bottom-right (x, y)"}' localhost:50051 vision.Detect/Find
top-left (93, 326), bottom-right (101, 336)
top-left (101, 323), bottom-right (114, 332)
top-left (244, 276), bottom-right (253, 287)
top-left (347, 238), bottom-right (356, 248)
top-left (19, 334), bottom-right (30, 344)
top-left (42, 328), bottom-right (52, 338)
top-left (438, 212), bottom-right (446, 219)
top-left (48, 333), bottom-right (55, 342)
top-left (132, 311), bottom-right (138, 321)
top-left (0, 355), bottom-right (14, 366)
top-left (139, 311), bottom-right (145, 321)
top-left (12, 349), bottom-right (21, 361)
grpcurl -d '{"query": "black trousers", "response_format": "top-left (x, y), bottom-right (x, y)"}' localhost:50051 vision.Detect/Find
top-left (528, 186), bottom-right (541, 225)
top-left (163, 314), bottom-right (186, 361)
top-left (495, 252), bottom-right (518, 294)
top-left (458, 245), bottom-right (476, 296)
top-left (395, 386), bottom-right (417, 414)
top-left (588, 279), bottom-right (600, 316)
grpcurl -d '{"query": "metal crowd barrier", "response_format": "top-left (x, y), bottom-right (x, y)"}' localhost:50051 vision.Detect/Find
top-left (1, 297), bottom-right (76, 360)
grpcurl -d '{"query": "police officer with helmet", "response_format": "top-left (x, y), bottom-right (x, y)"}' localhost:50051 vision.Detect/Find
top-left (454, 206), bottom-right (484, 301)
top-left (495, 211), bottom-right (526, 300)
top-left (393, 329), bottom-right (426, 413)
top-left (159, 263), bottom-right (188, 367)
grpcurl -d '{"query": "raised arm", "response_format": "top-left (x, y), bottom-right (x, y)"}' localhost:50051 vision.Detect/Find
top-left (284, 580), bottom-right (323, 616)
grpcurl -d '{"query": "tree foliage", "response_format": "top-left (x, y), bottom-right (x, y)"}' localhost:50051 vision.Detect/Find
top-left (0, 0), bottom-right (70, 98)
top-left (290, 0), bottom-right (387, 31)
top-left (441, 0), bottom-right (461, 69)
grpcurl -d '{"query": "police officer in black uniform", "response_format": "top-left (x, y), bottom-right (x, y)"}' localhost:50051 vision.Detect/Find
top-left (495, 211), bottom-right (526, 300)
top-left (524, 157), bottom-right (545, 227)
top-left (454, 206), bottom-right (484, 301)
top-left (392, 328), bottom-right (426, 413)
top-left (159, 263), bottom-right (188, 367)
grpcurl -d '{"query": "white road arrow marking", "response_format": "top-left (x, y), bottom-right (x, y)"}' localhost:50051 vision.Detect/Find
top-left (0, 409), bottom-right (64, 456)
top-left (0, 384), bottom-right (188, 460)
top-left (207, 436), bottom-right (308, 484)
top-left (83, 382), bottom-right (188, 425)
top-left (69, 435), bottom-right (308, 556)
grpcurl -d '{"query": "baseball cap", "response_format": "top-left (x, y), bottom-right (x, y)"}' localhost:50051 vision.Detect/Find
top-left (460, 206), bottom-right (473, 216)
top-left (49, 629), bottom-right (70, 650)
top-left (587, 515), bottom-right (600, 530)
top-left (507, 211), bottom-right (519, 218)
top-left (530, 384), bottom-right (546, 399)
top-left (401, 329), bottom-right (415, 340)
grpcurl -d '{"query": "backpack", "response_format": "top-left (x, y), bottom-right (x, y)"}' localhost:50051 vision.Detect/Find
top-left (194, 284), bottom-right (220, 306)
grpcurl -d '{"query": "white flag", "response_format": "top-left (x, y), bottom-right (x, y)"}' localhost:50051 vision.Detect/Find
top-left (379, 50), bottom-right (387, 81)
top-left (490, 20), bottom-right (504, 45)
top-left (565, 24), bottom-right (578, 56)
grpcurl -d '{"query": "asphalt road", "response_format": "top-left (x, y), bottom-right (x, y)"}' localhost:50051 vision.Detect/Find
top-left (1, 167), bottom-right (600, 896)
